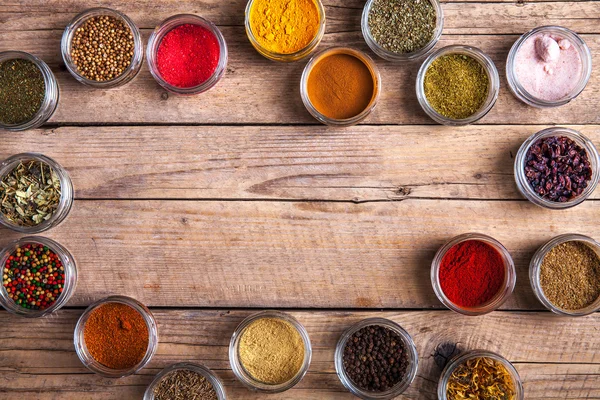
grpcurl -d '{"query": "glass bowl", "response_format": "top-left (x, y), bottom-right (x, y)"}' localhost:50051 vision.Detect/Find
top-left (514, 127), bottom-right (599, 210)
top-left (530, 234), bottom-right (600, 317)
top-left (245, 0), bottom-right (326, 62)
top-left (437, 350), bottom-right (524, 400)
top-left (334, 318), bottom-right (419, 399)
top-left (361, 0), bottom-right (443, 62)
top-left (0, 153), bottom-right (73, 233)
top-left (229, 310), bottom-right (312, 393)
top-left (300, 47), bottom-right (381, 127)
top-left (0, 236), bottom-right (77, 318)
top-left (74, 295), bottom-right (159, 378)
top-left (147, 14), bottom-right (228, 95)
top-left (431, 233), bottom-right (516, 316)
top-left (506, 26), bottom-right (592, 108)
top-left (61, 7), bottom-right (144, 88)
top-left (416, 45), bottom-right (500, 126)
top-left (144, 362), bottom-right (227, 400)
top-left (0, 51), bottom-right (59, 131)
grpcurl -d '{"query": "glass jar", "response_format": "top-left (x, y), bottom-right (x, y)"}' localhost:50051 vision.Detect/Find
top-left (147, 14), bottom-right (228, 95)
top-left (245, 0), bottom-right (326, 62)
top-left (506, 26), bottom-right (592, 108)
top-left (431, 233), bottom-right (516, 316)
top-left (61, 8), bottom-right (144, 88)
top-left (530, 234), bottom-right (600, 316)
top-left (514, 127), bottom-right (599, 210)
top-left (229, 310), bottom-right (312, 393)
top-left (416, 45), bottom-right (500, 126)
top-left (437, 350), bottom-right (524, 400)
top-left (0, 51), bottom-right (59, 131)
top-left (300, 47), bottom-right (381, 127)
top-left (361, 0), bottom-right (443, 62)
top-left (0, 236), bottom-right (77, 318)
top-left (0, 153), bottom-right (73, 233)
top-left (74, 295), bottom-right (159, 378)
top-left (144, 362), bottom-right (227, 400)
top-left (334, 318), bottom-right (419, 400)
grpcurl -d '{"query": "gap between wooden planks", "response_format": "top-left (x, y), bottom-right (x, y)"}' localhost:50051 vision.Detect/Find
top-left (0, 310), bottom-right (598, 399)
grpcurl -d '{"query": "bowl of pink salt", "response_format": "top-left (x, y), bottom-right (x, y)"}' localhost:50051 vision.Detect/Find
top-left (506, 26), bottom-right (592, 108)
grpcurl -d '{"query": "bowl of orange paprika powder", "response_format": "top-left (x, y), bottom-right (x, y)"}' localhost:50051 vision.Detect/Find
top-left (431, 233), bottom-right (516, 316)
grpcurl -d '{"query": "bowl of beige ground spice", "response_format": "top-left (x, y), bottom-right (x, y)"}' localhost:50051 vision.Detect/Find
top-left (229, 311), bottom-right (312, 392)
top-left (530, 234), bottom-right (600, 316)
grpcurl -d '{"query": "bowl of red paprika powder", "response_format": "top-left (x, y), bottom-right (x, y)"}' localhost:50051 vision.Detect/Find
top-left (74, 295), bottom-right (158, 378)
top-left (431, 233), bottom-right (516, 316)
top-left (147, 14), bottom-right (228, 95)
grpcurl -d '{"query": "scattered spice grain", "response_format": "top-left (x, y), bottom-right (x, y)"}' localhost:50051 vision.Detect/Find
top-left (424, 54), bottom-right (489, 120)
top-left (0, 59), bottom-right (45, 125)
top-left (238, 317), bottom-right (305, 385)
top-left (70, 15), bottom-right (135, 81)
top-left (540, 241), bottom-right (600, 311)
top-left (343, 325), bottom-right (409, 392)
top-left (0, 160), bottom-right (61, 227)
top-left (2, 244), bottom-right (65, 311)
top-left (368, 0), bottom-right (437, 54)
top-left (446, 356), bottom-right (516, 400)
top-left (524, 136), bottom-right (592, 203)
top-left (83, 302), bottom-right (149, 370)
top-left (153, 369), bottom-right (218, 400)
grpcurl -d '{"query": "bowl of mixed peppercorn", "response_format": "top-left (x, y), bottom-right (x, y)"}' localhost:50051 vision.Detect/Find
top-left (515, 127), bottom-right (599, 209)
top-left (0, 236), bottom-right (77, 317)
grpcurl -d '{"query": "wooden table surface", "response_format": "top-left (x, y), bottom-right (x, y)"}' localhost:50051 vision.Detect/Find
top-left (1, 1), bottom-right (599, 399)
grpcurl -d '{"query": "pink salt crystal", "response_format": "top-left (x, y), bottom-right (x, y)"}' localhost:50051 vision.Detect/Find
top-left (535, 35), bottom-right (560, 62)
top-left (543, 65), bottom-right (554, 75)
top-left (558, 39), bottom-right (571, 50)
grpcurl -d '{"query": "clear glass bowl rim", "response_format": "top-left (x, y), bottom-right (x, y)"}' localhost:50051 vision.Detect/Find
top-left (529, 233), bottom-right (600, 316)
top-left (300, 46), bottom-right (382, 127)
top-left (228, 310), bottom-right (312, 393)
top-left (431, 233), bottom-right (517, 316)
top-left (73, 295), bottom-right (159, 378)
top-left (334, 317), bottom-right (419, 400)
top-left (143, 362), bottom-right (227, 400)
top-left (0, 236), bottom-right (77, 318)
top-left (514, 127), bottom-right (600, 210)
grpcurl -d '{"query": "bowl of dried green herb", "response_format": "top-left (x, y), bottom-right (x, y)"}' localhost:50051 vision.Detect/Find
top-left (0, 153), bottom-right (73, 233)
top-left (144, 363), bottom-right (227, 400)
top-left (416, 45), bottom-right (500, 126)
top-left (0, 51), bottom-right (59, 131)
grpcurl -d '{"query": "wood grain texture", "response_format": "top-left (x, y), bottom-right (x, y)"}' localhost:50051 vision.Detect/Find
top-left (2, 125), bottom-right (600, 201)
top-left (2, 199), bottom-right (600, 308)
top-left (1, 310), bottom-right (599, 399)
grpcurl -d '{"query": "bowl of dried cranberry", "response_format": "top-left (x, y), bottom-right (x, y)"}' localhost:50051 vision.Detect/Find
top-left (334, 318), bottom-right (418, 400)
top-left (515, 127), bottom-right (599, 210)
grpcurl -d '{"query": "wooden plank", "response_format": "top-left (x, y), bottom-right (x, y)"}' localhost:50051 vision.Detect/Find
top-left (0, 310), bottom-right (599, 399)
top-left (2, 199), bottom-right (600, 308)
top-left (1, 29), bottom-right (598, 125)
top-left (2, 1), bottom-right (599, 33)
top-left (3, 125), bottom-right (600, 201)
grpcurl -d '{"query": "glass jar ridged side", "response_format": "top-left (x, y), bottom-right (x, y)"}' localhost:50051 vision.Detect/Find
top-left (147, 14), bottom-right (228, 95)
top-left (61, 8), bottom-right (143, 88)
top-left (74, 295), bottom-right (159, 378)
top-left (431, 233), bottom-right (516, 316)
top-left (0, 51), bottom-right (59, 131)
top-left (144, 362), bottom-right (227, 400)
top-left (506, 26), bottom-right (592, 108)
top-left (334, 318), bottom-right (419, 400)
top-left (245, 0), bottom-right (326, 62)
top-left (361, 0), bottom-right (443, 62)
top-left (514, 127), bottom-right (599, 210)
top-left (0, 236), bottom-right (77, 318)
top-left (437, 350), bottom-right (524, 400)
top-left (0, 153), bottom-right (73, 233)
top-left (229, 310), bottom-right (312, 393)
top-left (530, 234), bottom-right (600, 316)
top-left (416, 45), bottom-right (500, 126)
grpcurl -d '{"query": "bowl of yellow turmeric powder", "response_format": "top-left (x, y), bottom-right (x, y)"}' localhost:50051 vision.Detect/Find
top-left (245, 0), bottom-right (326, 62)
